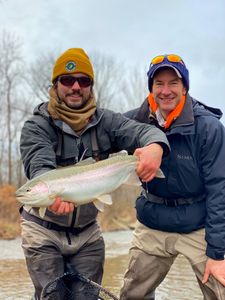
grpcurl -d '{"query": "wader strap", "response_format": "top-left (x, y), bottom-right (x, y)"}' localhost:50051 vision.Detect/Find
top-left (56, 131), bottom-right (62, 156)
top-left (20, 207), bottom-right (96, 234)
top-left (142, 190), bottom-right (205, 207)
top-left (91, 127), bottom-right (100, 161)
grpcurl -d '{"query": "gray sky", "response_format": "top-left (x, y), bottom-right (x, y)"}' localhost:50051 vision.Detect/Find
top-left (1, 0), bottom-right (225, 122)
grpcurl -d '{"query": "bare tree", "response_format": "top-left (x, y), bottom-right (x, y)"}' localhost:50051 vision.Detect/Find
top-left (90, 52), bottom-right (125, 110)
top-left (28, 53), bottom-right (56, 102)
top-left (0, 30), bottom-right (30, 185)
top-left (121, 65), bottom-right (149, 111)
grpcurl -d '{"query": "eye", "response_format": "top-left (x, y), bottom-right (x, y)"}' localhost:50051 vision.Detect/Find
top-left (26, 188), bottom-right (31, 192)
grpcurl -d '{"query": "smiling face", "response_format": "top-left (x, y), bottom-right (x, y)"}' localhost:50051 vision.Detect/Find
top-left (152, 68), bottom-right (187, 119)
top-left (56, 73), bottom-right (93, 109)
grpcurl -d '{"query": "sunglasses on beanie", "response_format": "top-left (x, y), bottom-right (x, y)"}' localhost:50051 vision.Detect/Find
top-left (150, 54), bottom-right (185, 67)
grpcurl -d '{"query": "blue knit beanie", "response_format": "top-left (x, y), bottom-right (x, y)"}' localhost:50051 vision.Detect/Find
top-left (147, 55), bottom-right (189, 92)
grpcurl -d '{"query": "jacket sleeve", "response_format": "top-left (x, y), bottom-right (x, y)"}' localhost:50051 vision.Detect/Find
top-left (199, 116), bottom-right (225, 259)
top-left (104, 110), bottom-right (170, 156)
top-left (123, 108), bottom-right (139, 119)
top-left (20, 116), bottom-right (58, 179)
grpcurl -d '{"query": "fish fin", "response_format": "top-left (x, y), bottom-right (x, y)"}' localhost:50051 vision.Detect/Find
top-left (93, 195), bottom-right (113, 212)
top-left (97, 194), bottom-right (112, 205)
top-left (109, 150), bottom-right (128, 157)
top-left (155, 168), bottom-right (165, 178)
top-left (48, 189), bottom-right (65, 201)
top-left (75, 157), bottom-right (96, 166)
top-left (124, 172), bottom-right (142, 186)
top-left (93, 200), bottom-right (105, 212)
top-left (39, 207), bottom-right (47, 218)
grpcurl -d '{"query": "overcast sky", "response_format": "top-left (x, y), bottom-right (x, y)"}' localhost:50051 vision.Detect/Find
top-left (1, 0), bottom-right (225, 122)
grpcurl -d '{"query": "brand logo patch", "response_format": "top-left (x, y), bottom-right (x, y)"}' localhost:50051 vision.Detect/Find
top-left (177, 154), bottom-right (193, 160)
top-left (65, 61), bottom-right (76, 72)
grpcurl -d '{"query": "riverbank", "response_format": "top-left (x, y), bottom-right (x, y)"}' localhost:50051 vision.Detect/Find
top-left (0, 185), bottom-right (21, 239)
top-left (0, 231), bottom-right (134, 299)
top-left (0, 184), bottom-right (140, 239)
top-left (0, 231), bottom-right (203, 300)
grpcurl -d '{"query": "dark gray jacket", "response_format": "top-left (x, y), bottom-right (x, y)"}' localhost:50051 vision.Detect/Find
top-left (20, 102), bottom-right (169, 229)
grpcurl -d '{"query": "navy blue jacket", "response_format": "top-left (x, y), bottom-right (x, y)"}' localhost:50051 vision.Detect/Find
top-left (125, 95), bottom-right (225, 260)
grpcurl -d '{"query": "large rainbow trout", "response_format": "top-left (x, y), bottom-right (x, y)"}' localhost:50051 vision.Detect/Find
top-left (16, 152), bottom-right (164, 217)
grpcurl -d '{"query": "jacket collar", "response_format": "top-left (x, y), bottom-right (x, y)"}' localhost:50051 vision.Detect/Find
top-left (169, 94), bottom-right (194, 128)
top-left (135, 94), bottom-right (194, 128)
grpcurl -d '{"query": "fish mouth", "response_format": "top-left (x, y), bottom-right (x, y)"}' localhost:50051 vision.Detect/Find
top-left (15, 193), bottom-right (33, 203)
top-left (16, 196), bottom-right (30, 202)
top-left (15, 193), bottom-right (23, 198)
top-left (15, 192), bottom-right (26, 198)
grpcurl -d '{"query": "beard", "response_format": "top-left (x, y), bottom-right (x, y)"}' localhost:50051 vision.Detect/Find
top-left (62, 90), bottom-right (92, 109)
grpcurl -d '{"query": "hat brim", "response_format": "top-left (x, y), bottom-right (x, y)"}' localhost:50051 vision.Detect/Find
top-left (151, 64), bottom-right (182, 79)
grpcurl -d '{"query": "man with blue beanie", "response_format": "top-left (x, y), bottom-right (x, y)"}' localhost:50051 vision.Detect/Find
top-left (120, 54), bottom-right (225, 299)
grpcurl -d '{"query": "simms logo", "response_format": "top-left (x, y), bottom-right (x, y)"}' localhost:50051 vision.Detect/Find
top-left (177, 154), bottom-right (193, 160)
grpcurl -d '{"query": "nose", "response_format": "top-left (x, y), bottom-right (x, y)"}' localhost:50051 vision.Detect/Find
top-left (161, 84), bottom-right (171, 95)
top-left (71, 80), bottom-right (81, 90)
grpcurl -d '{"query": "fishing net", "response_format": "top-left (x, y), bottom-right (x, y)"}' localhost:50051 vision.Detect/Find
top-left (41, 271), bottom-right (119, 300)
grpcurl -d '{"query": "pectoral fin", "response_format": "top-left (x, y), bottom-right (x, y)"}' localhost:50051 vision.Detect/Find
top-left (39, 207), bottom-right (47, 218)
top-left (93, 194), bottom-right (113, 212)
top-left (93, 200), bottom-right (105, 212)
top-left (97, 194), bottom-right (112, 205)
top-left (48, 189), bottom-right (65, 201)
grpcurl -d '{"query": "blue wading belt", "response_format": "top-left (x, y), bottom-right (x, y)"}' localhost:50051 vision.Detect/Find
top-left (143, 190), bottom-right (205, 207)
top-left (20, 207), bottom-right (96, 234)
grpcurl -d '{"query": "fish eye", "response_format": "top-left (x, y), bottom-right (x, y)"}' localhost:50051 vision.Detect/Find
top-left (26, 188), bottom-right (31, 192)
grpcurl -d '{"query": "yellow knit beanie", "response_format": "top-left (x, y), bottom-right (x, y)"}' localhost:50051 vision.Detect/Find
top-left (52, 48), bottom-right (94, 83)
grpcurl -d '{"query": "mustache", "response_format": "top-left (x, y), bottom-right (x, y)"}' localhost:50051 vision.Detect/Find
top-left (66, 91), bottom-right (83, 97)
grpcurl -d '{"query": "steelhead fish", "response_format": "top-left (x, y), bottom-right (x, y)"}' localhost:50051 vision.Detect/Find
top-left (16, 152), bottom-right (164, 217)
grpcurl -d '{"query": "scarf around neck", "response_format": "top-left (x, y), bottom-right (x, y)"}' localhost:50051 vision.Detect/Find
top-left (148, 93), bottom-right (186, 129)
top-left (47, 87), bottom-right (97, 133)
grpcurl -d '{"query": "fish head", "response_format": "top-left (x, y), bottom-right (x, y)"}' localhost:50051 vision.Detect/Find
top-left (16, 180), bottom-right (51, 207)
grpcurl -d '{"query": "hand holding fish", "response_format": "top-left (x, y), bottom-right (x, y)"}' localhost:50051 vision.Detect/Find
top-left (48, 196), bottom-right (75, 215)
top-left (134, 143), bottom-right (163, 182)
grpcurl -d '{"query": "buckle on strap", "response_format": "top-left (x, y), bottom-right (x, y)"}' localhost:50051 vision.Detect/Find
top-left (164, 199), bottom-right (177, 207)
top-left (42, 220), bottom-right (53, 229)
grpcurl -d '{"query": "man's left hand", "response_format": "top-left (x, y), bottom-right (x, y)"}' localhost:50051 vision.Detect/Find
top-left (134, 143), bottom-right (163, 182)
top-left (48, 197), bottom-right (75, 215)
top-left (202, 258), bottom-right (225, 286)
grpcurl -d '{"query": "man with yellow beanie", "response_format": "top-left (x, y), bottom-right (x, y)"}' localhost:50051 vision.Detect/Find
top-left (19, 48), bottom-right (170, 299)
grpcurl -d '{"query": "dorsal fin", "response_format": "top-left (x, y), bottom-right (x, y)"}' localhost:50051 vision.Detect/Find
top-left (75, 157), bottom-right (96, 166)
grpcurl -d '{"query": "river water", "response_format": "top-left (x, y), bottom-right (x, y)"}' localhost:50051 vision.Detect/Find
top-left (0, 230), bottom-right (203, 300)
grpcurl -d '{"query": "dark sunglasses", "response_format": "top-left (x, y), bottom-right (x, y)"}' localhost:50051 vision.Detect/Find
top-left (58, 75), bottom-right (92, 88)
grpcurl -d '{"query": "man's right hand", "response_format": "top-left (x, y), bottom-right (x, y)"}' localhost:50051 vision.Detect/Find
top-left (48, 197), bottom-right (75, 215)
top-left (134, 143), bottom-right (163, 182)
top-left (202, 258), bottom-right (225, 286)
